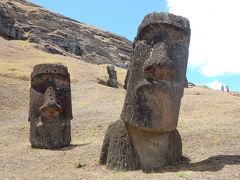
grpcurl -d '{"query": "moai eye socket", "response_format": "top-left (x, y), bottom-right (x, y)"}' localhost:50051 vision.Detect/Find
top-left (31, 73), bottom-right (69, 93)
top-left (138, 24), bottom-right (170, 46)
top-left (31, 73), bottom-right (53, 93)
top-left (31, 63), bottom-right (70, 93)
top-left (53, 74), bottom-right (70, 87)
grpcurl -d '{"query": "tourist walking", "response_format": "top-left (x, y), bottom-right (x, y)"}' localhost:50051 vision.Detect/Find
top-left (226, 86), bottom-right (229, 93)
top-left (221, 85), bottom-right (224, 92)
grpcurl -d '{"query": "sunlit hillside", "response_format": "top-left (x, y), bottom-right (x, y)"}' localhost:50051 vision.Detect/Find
top-left (0, 38), bottom-right (239, 179)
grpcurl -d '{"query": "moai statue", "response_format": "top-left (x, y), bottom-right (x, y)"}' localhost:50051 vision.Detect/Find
top-left (29, 64), bottom-right (73, 149)
top-left (106, 64), bottom-right (118, 88)
top-left (100, 12), bottom-right (190, 171)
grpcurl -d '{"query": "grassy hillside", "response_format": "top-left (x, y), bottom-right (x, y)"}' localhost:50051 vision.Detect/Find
top-left (0, 38), bottom-right (239, 179)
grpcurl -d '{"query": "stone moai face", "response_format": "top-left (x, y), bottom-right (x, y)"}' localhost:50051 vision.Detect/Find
top-left (121, 12), bottom-right (190, 132)
top-left (29, 64), bottom-right (72, 149)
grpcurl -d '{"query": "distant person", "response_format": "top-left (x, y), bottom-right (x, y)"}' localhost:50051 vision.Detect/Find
top-left (221, 85), bottom-right (224, 92)
top-left (226, 86), bottom-right (229, 93)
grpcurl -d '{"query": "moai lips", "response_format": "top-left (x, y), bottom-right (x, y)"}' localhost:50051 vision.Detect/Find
top-left (100, 12), bottom-right (190, 171)
top-left (29, 64), bottom-right (72, 149)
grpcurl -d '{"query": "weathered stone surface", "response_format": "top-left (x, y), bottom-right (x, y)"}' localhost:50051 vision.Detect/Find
top-left (100, 12), bottom-right (190, 171)
top-left (99, 119), bottom-right (140, 170)
top-left (185, 78), bottom-right (189, 88)
top-left (0, 0), bottom-right (132, 67)
top-left (123, 69), bottom-right (130, 90)
top-left (29, 63), bottom-right (72, 149)
top-left (106, 64), bottom-right (118, 88)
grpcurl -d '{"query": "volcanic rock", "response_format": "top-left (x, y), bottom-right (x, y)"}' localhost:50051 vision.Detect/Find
top-left (0, 0), bottom-right (132, 67)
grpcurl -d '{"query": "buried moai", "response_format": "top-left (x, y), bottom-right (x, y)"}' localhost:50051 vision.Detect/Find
top-left (106, 64), bottom-right (118, 88)
top-left (29, 64), bottom-right (72, 149)
top-left (100, 12), bottom-right (191, 171)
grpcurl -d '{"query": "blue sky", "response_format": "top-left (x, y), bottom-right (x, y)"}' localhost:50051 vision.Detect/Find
top-left (30, 0), bottom-right (168, 40)
top-left (30, 0), bottom-right (240, 92)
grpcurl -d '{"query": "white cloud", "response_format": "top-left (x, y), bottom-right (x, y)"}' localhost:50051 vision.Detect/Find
top-left (205, 80), bottom-right (224, 91)
top-left (167, 0), bottom-right (240, 77)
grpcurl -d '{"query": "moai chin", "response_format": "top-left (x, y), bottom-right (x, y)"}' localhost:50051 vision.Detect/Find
top-left (100, 12), bottom-right (190, 171)
top-left (106, 64), bottom-right (118, 88)
top-left (29, 64), bottom-right (72, 149)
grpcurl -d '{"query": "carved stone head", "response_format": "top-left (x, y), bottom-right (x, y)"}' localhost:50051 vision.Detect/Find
top-left (106, 64), bottom-right (118, 88)
top-left (121, 12), bottom-right (190, 132)
top-left (29, 64), bottom-right (72, 149)
top-left (107, 64), bottom-right (117, 80)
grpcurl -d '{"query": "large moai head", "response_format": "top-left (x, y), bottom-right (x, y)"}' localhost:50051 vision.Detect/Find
top-left (29, 64), bottom-right (72, 149)
top-left (121, 12), bottom-right (190, 132)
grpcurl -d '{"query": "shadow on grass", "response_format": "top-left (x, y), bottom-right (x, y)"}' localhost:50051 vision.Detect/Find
top-left (54, 143), bottom-right (91, 151)
top-left (160, 155), bottom-right (240, 172)
top-left (97, 78), bottom-right (123, 88)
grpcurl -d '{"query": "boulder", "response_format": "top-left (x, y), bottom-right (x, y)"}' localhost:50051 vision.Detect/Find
top-left (0, 0), bottom-right (132, 67)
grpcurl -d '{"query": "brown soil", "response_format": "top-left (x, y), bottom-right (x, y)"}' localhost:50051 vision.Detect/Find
top-left (0, 38), bottom-right (239, 179)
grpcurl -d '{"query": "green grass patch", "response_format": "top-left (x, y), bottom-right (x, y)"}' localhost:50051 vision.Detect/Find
top-left (8, 68), bottom-right (17, 71)
top-left (176, 172), bottom-right (187, 178)
top-left (75, 161), bottom-right (86, 168)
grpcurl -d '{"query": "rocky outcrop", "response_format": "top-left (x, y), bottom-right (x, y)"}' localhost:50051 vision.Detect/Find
top-left (0, 0), bottom-right (132, 67)
top-left (100, 12), bottom-right (191, 171)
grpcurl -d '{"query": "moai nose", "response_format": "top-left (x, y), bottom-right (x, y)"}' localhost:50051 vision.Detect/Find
top-left (143, 43), bottom-right (174, 82)
top-left (39, 86), bottom-right (62, 118)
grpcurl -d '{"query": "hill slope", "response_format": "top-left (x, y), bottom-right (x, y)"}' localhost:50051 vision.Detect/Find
top-left (0, 38), bottom-right (240, 179)
top-left (0, 0), bottom-right (132, 67)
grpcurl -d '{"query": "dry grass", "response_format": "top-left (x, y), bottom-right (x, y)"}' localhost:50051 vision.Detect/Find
top-left (0, 38), bottom-right (239, 179)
